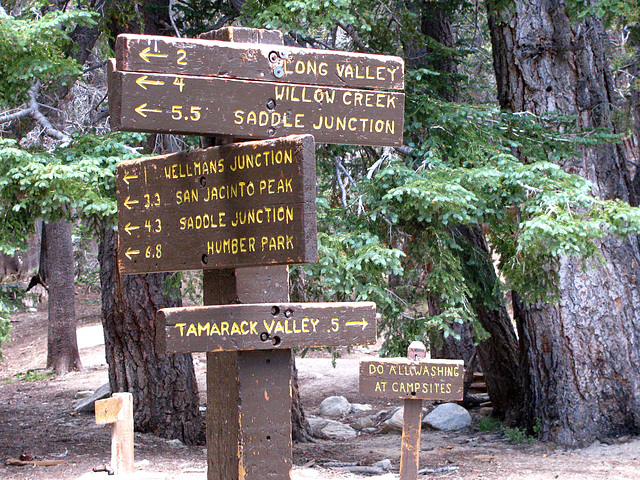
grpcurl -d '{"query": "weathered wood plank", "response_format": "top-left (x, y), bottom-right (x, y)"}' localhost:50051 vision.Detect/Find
top-left (108, 70), bottom-right (404, 146)
top-left (94, 396), bottom-right (123, 425)
top-left (359, 359), bottom-right (464, 401)
top-left (116, 135), bottom-right (317, 274)
top-left (115, 33), bottom-right (404, 90)
top-left (156, 301), bottom-right (377, 353)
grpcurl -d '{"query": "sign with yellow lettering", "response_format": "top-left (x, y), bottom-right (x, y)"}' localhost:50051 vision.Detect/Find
top-left (156, 302), bottom-right (376, 353)
top-left (115, 34), bottom-right (404, 90)
top-left (116, 135), bottom-right (316, 274)
top-left (108, 33), bottom-right (405, 146)
top-left (359, 359), bottom-right (464, 401)
top-left (109, 67), bottom-right (404, 146)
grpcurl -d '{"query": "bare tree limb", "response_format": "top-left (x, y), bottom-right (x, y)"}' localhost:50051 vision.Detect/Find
top-left (0, 106), bottom-right (31, 125)
top-left (337, 23), bottom-right (374, 53)
top-left (335, 162), bottom-right (348, 208)
top-left (168, 0), bottom-right (182, 38)
top-left (367, 147), bottom-right (394, 179)
top-left (28, 82), bottom-right (71, 144)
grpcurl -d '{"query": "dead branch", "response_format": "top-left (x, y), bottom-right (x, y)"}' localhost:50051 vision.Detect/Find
top-left (337, 23), bottom-right (374, 53)
top-left (28, 82), bottom-right (71, 144)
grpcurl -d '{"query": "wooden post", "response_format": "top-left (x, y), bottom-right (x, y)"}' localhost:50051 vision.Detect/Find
top-left (203, 27), bottom-right (292, 480)
top-left (95, 392), bottom-right (134, 475)
top-left (399, 341), bottom-right (427, 480)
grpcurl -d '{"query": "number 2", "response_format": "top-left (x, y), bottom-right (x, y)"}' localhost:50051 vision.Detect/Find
top-left (176, 49), bottom-right (187, 65)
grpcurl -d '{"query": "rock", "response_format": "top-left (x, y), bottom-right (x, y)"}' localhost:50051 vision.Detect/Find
top-left (308, 416), bottom-right (357, 440)
top-left (166, 439), bottom-right (185, 448)
top-left (74, 383), bottom-right (111, 412)
top-left (318, 395), bottom-right (351, 417)
top-left (423, 403), bottom-right (471, 431)
top-left (373, 459), bottom-right (392, 470)
top-left (75, 390), bottom-right (94, 399)
top-left (352, 415), bottom-right (376, 431)
top-left (380, 407), bottom-right (404, 432)
top-left (349, 403), bottom-right (372, 413)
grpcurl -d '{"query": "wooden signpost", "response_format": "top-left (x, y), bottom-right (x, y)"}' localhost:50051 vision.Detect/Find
top-left (108, 33), bottom-right (405, 146)
top-left (359, 342), bottom-right (464, 480)
top-left (108, 26), bottom-right (401, 480)
top-left (116, 134), bottom-right (316, 274)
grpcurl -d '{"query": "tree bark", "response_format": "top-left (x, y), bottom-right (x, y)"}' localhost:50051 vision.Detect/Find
top-left (489, 0), bottom-right (640, 445)
top-left (45, 220), bottom-right (82, 374)
top-left (99, 228), bottom-right (202, 444)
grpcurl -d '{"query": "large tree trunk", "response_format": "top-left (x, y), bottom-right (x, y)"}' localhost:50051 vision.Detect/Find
top-left (45, 220), bottom-right (82, 374)
top-left (99, 228), bottom-right (202, 444)
top-left (489, 0), bottom-right (640, 446)
top-left (455, 226), bottom-right (523, 424)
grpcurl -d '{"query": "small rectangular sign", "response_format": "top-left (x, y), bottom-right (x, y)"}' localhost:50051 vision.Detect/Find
top-left (94, 396), bottom-right (123, 425)
top-left (116, 135), bottom-right (316, 274)
top-left (156, 302), bottom-right (377, 353)
top-left (108, 65), bottom-right (404, 146)
top-left (115, 33), bottom-right (404, 90)
top-left (359, 359), bottom-right (464, 401)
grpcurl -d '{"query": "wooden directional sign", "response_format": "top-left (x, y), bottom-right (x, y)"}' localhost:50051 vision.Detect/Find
top-left (116, 135), bottom-right (316, 274)
top-left (109, 66), bottom-right (404, 146)
top-left (109, 33), bottom-right (405, 146)
top-left (359, 358), bottom-right (464, 401)
top-left (156, 301), bottom-right (376, 353)
top-left (116, 34), bottom-right (404, 90)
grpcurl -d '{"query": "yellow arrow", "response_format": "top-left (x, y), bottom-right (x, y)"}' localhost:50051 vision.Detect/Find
top-left (124, 223), bottom-right (140, 235)
top-left (135, 75), bottom-right (165, 90)
top-left (123, 197), bottom-right (139, 210)
top-left (125, 247), bottom-right (140, 260)
top-left (345, 319), bottom-right (369, 330)
top-left (139, 47), bottom-right (168, 63)
top-left (122, 171), bottom-right (138, 185)
top-left (135, 103), bottom-right (162, 117)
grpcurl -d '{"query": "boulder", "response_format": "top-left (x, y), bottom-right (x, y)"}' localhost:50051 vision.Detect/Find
top-left (423, 403), bottom-right (471, 431)
top-left (380, 407), bottom-right (404, 432)
top-left (349, 403), bottom-right (372, 414)
top-left (308, 416), bottom-right (357, 440)
top-left (352, 415), bottom-right (376, 431)
top-left (318, 395), bottom-right (351, 417)
top-left (73, 383), bottom-right (111, 413)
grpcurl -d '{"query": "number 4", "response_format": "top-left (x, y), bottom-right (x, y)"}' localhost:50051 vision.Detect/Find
top-left (173, 77), bottom-right (185, 92)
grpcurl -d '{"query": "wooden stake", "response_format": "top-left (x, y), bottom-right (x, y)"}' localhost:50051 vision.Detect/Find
top-left (399, 342), bottom-right (427, 480)
top-left (95, 392), bottom-right (134, 475)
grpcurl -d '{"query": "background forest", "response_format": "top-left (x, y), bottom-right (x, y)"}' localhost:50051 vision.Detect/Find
top-left (1, 0), bottom-right (640, 450)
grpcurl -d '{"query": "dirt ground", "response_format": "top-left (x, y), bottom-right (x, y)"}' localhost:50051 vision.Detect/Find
top-left (1, 289), bottom-right (639, 480)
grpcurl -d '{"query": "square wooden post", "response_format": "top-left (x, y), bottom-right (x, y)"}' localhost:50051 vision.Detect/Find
top-left (95, 392), bottom-right (134, 475)
top-left (399, 341), bottom-right (427, 480)
top-left (201, 27), bottom-right (292, 480)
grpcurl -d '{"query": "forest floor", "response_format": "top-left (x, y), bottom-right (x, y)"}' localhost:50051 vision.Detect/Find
top-left (1, 288), bottom-right (639, 480)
